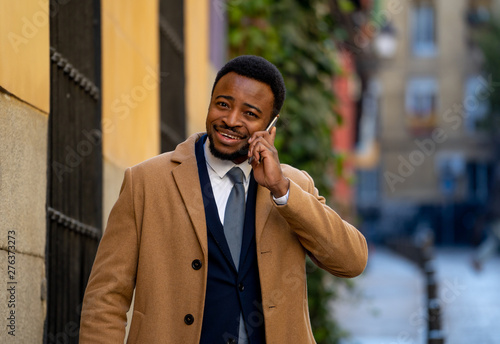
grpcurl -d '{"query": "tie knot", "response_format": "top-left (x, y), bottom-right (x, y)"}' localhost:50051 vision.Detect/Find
top-left (226, 167), bottom-right (244, 185)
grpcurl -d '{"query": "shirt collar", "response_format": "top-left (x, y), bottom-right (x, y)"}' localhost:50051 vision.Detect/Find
top-left (204, 137), bottom-right (253, 181)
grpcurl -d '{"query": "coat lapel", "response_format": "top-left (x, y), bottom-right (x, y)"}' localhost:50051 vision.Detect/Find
top-left (170, 133), bottom-right (276, 262)
top-left (171, 134), bottom-right (208, 257)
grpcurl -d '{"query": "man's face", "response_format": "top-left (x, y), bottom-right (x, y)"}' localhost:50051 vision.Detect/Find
top-left (206, 72), bottom-right (275, 164)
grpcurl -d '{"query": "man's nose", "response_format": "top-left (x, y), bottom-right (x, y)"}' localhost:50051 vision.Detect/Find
top-left (223, 110), bottom-right (241, 128)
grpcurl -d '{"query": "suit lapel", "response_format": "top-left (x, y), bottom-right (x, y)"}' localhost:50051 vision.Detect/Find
top-left (171, 133), bottom-right (276, 269)
top-left (193, 136), bottom-right (238, 272)
top-left (238, 175), bottom-right (258, 274)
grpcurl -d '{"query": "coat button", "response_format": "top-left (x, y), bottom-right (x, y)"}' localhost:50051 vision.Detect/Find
top-left (184, 314), bottom-right (194, 325)
top-left (191, 259), bottom-right (202, 270)
top-left (238, 283), bottom-right (244, 292)
top-left (226, 339), bottom-right (236, 344)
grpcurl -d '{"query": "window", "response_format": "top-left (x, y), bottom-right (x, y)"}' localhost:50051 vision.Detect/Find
top-left (466, 0), bottom-right (492, 26)
top-left (406, 78), bottom-right (437, 118)
top-left (464, 76), bottom-right (489, 133)
top-left (356, 169), bottom-right (380, 207)
top-left (466, 161), bottom-right (491, 202)
top-left (406, 77), bottom-right (438, 134)
top-left (411, 1), bottom-right (437, 56)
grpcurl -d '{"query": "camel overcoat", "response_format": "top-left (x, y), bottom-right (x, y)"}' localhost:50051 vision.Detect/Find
top-left (79, 133), bottom-right (368, 343)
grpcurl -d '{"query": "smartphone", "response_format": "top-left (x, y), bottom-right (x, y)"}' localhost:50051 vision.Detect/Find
top-left (248, 115), bottom-right (280, 164)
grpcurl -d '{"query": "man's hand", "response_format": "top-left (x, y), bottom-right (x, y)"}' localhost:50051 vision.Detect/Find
top-left (248, 127), bottom-right (290, 198)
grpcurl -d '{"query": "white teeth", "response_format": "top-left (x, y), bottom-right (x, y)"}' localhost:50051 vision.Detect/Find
top-left (222, 133), bottom-right (240, 140)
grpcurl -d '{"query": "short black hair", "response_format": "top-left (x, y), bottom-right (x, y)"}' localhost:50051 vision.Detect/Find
top-left (212, 55), bottom-right (286, 117)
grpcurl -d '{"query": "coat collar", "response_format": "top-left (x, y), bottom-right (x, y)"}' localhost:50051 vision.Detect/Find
top-left (171, 133), bottom-right (274, 254)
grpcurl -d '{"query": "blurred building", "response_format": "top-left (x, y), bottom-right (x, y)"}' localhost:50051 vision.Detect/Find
top-left (0, 0), bottom-right (224, 342)
top-left (354, 0), bottom-right (499, 244)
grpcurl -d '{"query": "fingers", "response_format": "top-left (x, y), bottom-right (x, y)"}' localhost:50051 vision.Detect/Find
top-left (248, 126), bottom-right (275, 149)
top-left (248, 126), bottom-right (275, 145)
top-left (248, 126), bottom-right (285, 192)
top-left (248, 133), bottom-right (276, 165)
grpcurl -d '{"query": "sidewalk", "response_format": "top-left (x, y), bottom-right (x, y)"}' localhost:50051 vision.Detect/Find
top-left (331, 247), bottom-right (426, 344)
top-left (330, 246), bottom-right (500, 344)
top-left (433, 247), bottom-right (500, 344)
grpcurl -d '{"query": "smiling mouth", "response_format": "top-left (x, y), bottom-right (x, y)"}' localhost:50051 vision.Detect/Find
top-left (220, 132), bottom-right (242, 140)
top-left (215, 127), bottom-right (246, 141)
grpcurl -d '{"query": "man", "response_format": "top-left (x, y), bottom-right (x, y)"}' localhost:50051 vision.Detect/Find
top-left (79, 55), bottom-right (368, 343)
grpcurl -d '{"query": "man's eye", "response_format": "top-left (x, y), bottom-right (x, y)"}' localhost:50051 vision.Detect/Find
top-left (217, 102), bottom-right (229, 108)
top-left (246, 111), bottom-right (257, 117)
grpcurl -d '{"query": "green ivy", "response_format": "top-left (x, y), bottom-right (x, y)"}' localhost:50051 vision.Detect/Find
top-left (475, 18), bottom-right (500, 131)
top-left (227, 1), bottom-right (355, 342)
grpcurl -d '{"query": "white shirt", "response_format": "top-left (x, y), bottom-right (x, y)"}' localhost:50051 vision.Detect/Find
top-left (204, 139), bottom-right (289, 225)
top-left (204, 139), bottom-right (253, 223)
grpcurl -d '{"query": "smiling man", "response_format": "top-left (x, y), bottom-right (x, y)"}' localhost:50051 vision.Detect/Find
top-left (79, 55), bottom-right (368, 344)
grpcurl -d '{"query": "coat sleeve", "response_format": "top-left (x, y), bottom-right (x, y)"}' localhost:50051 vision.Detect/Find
top-left (277, 168), bottom-right (368, 278)
top-left (79, 168), bottom-right (139, 343)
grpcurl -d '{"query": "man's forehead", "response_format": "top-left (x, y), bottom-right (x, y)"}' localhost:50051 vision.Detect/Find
top-left (216, 72), bottom-right (270, 91)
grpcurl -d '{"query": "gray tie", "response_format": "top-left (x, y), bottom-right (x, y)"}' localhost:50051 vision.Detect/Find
top-left (223, 167), bottom-right (248, 344)
top-left (224, 167), bottom-right (246, 269)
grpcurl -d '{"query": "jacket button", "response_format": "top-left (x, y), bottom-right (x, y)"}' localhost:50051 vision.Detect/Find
top-left (238, 283), bottom-right (244, 292)
top-left (191, 259), bottom-right (202, 270)
top-left (226, 339), bottom-right (236, 344)
top-left (184, 314), bottom-right (194, 325)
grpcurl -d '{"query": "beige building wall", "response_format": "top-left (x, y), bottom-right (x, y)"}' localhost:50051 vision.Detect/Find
top-left (436, 0), bottom-right (467, 138)
top-left (378, 0), bottom-right (484, 202)
top-left (0, 0), bottom-right (49, 342)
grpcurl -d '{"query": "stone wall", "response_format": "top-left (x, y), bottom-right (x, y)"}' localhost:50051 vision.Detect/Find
top-left (0, 0), bottom-right (49, 341)
top-left (0, 94), bottom-right (47, 343)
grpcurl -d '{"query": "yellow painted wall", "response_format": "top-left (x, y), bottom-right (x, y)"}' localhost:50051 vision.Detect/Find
top-left (0, 0), bottom-right (49, 113)
top-left (100, 0), bottom-right (161, 230)
top-left (101, 0), bottom-right (160, 169)
top-left (100, 3), bottom-right (161, 338)
top-left (185, 0), bottom-right (211, 135)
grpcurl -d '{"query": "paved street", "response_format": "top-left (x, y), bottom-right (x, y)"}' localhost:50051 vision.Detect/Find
top-left (331, 246), bottom-right (500, 344)
top-left (434, 248), bottom-right (500, 344)
top-left (332, 247), bottom-right (426, 344)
